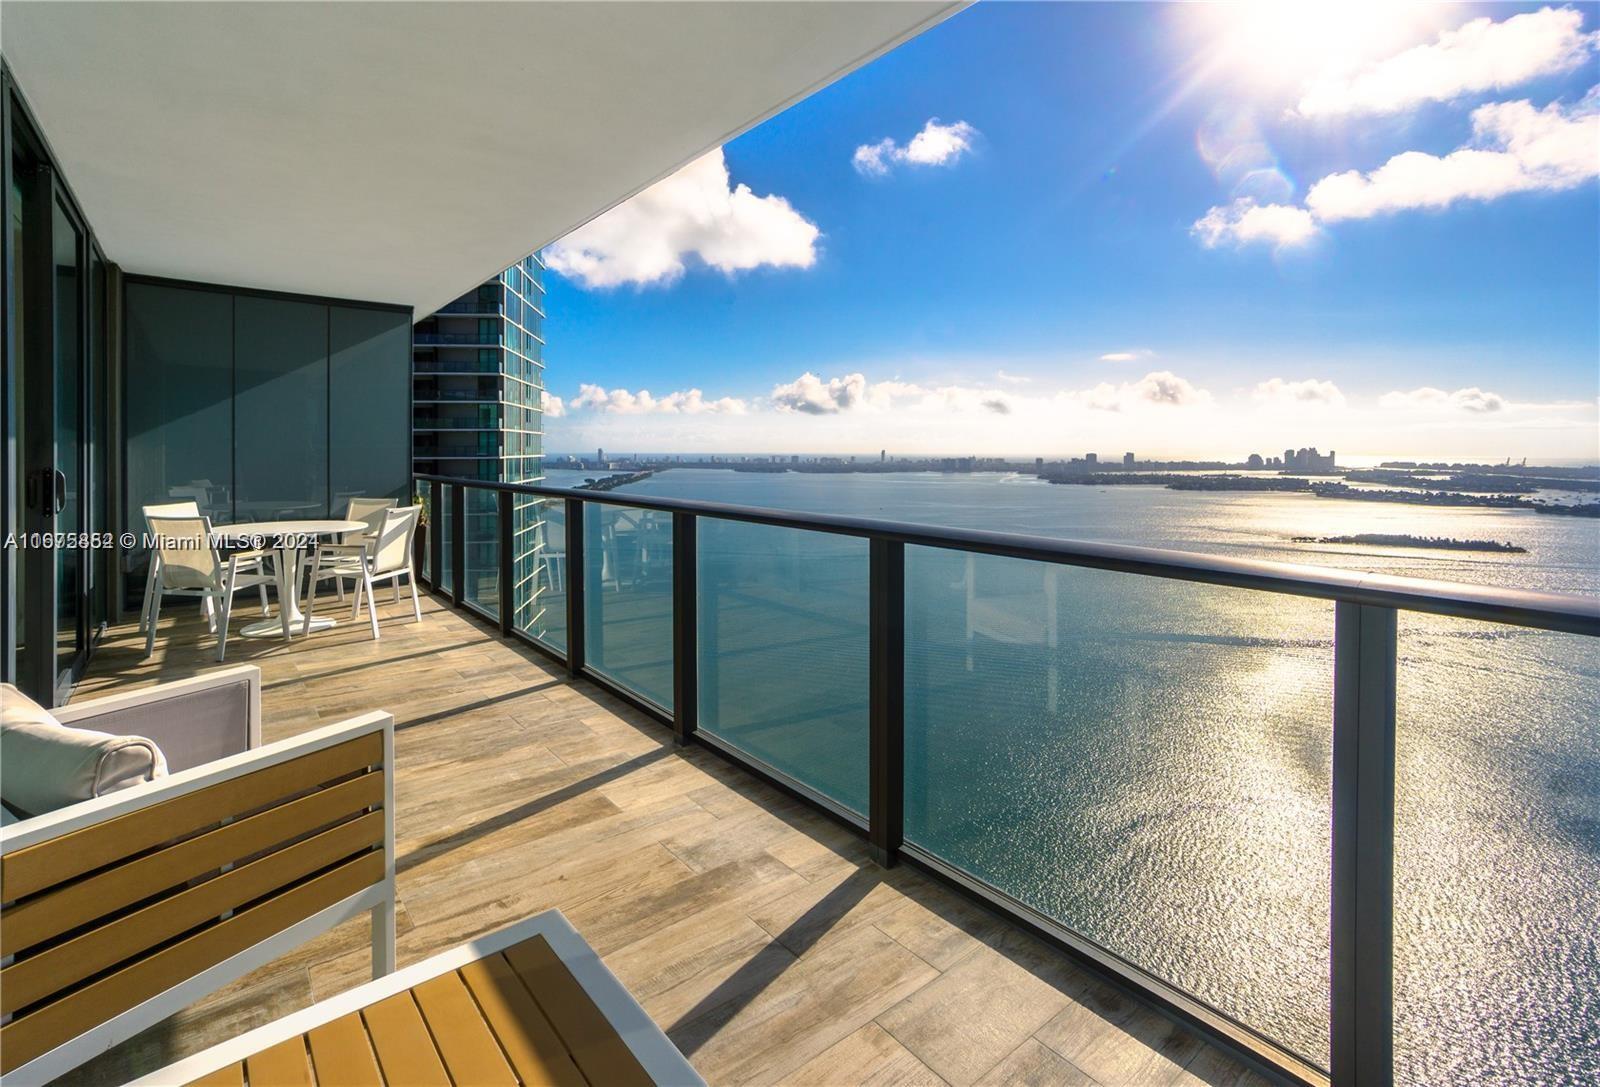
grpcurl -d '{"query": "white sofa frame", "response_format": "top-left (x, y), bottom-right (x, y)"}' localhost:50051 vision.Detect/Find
top-left (0, 711), bottom-right (397, 1086)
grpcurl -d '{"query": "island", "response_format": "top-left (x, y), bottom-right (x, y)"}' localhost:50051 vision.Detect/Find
top-left (1292, 534), bottom-right (1527, 553)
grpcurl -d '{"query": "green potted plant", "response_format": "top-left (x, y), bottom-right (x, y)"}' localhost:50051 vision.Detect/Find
top-left (412, 490), bottom-right (429, 574)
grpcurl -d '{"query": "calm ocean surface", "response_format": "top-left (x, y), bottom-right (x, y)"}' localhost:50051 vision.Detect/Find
top-left (546, 467), bottom-right (1600, 1084)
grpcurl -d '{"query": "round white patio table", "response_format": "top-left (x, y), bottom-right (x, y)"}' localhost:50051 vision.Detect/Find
top-left (211, 520), bottom-right (366, 639)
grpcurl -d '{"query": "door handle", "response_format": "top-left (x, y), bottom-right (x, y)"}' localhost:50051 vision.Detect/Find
top-left (53, 469), bottom-right (67, 515)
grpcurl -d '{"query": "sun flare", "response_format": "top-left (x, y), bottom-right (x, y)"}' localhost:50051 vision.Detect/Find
top-left (1184, 1), bottom-right (1455, 94)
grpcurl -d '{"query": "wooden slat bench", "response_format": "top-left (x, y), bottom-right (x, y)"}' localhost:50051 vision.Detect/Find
top-left (0, 711), bottom-right (396, 1085)
top-left (129, 910), bottom-right (705, 1087)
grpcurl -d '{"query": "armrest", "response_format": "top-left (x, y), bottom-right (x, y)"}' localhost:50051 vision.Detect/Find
top-left (315, 543), bottom-right (370, 555)
top-left (53, 665), bottom-right (261, 772)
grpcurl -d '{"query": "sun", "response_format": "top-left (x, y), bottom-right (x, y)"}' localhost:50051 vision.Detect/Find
top-left (1179, 1), bottom-right (1456, 96)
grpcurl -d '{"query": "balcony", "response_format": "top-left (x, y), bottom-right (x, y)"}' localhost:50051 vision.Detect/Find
top-left (414, 332), bottom-right (504, 347)
top-left (61, 570), bottom-right (1268, 1086)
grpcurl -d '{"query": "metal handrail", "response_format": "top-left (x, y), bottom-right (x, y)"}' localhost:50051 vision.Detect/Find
top-left (412, 472), bottom-right (1600, 636)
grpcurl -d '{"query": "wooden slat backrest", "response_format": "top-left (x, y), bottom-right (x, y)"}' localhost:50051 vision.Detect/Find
top-left (1, 853), bottom-right (385, 1073)
top-left (1, 732), bottom-right (381, 897)
top-left (1, 774), bottom-right (383, 957)
top-left (0, 727), bottom-right (389, 1077)
top-left (2, 812), bottom-right (384, 1014)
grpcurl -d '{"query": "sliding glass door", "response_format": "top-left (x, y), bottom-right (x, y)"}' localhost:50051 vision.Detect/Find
top-left (4, 81), bottom-right (102, 705)
top-left (49, 195), bottom-right (85, 694)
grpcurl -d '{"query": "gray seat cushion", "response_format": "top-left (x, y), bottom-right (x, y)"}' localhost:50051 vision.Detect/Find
top-left (1, 683), bottom-right (168, 819)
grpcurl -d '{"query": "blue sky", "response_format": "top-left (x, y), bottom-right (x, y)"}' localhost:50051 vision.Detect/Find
top-left (540, 2), bottom-right (1600, 462)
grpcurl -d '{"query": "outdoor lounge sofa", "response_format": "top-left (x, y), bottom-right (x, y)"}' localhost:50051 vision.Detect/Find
top-left (0, 694), bottom-right (396, 1083)
top-left (0, 673), bottom-right (699, 1086)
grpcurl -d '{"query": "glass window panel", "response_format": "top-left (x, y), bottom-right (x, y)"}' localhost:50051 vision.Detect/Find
top-left (330, 307), bottom-right (410, 509)
top-left (905, 547), bottom-right (1333, 1066)
top-left (1395, 618), bottom-right (1600, 1085)
top-left (697, 520), bottom-right (869, 814)
top-left (463, 486), bottom-right (499, 618)
top-left (235, 296), bottom-right (327, 521)
top-left (583, 503), bottom-right (673, 708)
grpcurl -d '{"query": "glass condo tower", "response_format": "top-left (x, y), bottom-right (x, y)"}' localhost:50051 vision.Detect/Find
top-left (413, 254), bottom-right (550, 635)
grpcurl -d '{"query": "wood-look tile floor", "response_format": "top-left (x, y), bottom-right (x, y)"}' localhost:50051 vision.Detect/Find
top-left (63, 587), bottom-right (1271, 1087)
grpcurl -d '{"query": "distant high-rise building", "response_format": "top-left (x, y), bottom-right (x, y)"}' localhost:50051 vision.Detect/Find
top-left (1247, 453), bottom-right (1264, 469)
top-left (597, 448), bottom-right (604, 465)
top-left (1123, 451), bottom-right (1135, 467)
top-left (1035, 457), bottom-right (1044, 471)
top-left (1284, 447), bottom-right (1336, 472)
top-left (880, 449), bottom-right (886, 463)
top-left (413, 253), bottom-right (547, 635)
top-left (1085, 452), bottom-right (1098, 464)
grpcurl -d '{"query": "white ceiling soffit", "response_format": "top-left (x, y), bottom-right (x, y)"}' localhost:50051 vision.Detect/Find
top-left (1, 1), bottom-right (963, 314)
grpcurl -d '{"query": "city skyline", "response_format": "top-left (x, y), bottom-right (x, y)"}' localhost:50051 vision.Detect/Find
top-left (538, 2), bottom-right (1599, 461)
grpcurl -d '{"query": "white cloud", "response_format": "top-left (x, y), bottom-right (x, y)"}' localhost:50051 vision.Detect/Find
top-left (1099, 349), bottom-right (1156, 363)
top-left (995, 369), bottom-right (1031, 384)
top-left (853, 119), bottom-right (979, 177)
top-left (1191, 198), bottom-right (1320, 250)
top-left (1379, 386), bottom-right (1508, 413)
top-left (768, 372), bottom-right (1016, 416)
top-left (1297, 7), bottom-right (1599, 117)
top-left (1254, 378), bottom-right (1346, 406)
top-left (545, 149), bottom-right (819, 288)
top-left (1067, 371), bottom-right (1212, 412)
top-left (1195, 88), bottom-right (1599, 247)
top-left (541, 391), bottom-right (565, 418)
top-left (544, 368), bottom-right (1597, 462)
top-left (770, 372), bottom-right (873, 414)
top-left (568, 383), bottom-right (748, 415)
top-left (1306, 93), bottom-right (1600, 221)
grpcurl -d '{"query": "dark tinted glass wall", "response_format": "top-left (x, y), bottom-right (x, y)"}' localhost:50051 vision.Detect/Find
top-left (122, 279), bottom-right (409, 588)
top-left (331, 307), bottom-right (412, 507)
top-left (124, 282), bottom-right (233, 529)
top-left (235, 296), bottom-right (327, 521)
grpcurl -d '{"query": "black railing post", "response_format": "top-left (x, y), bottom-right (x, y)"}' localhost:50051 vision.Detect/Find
top-left (1331, 601), bottom-right (1397, 1087)
top-left (565, 497), bottom-right (585, 678)
top-left (450, 483), bottom-right (465, 609)
top-left (496, 487), bottom-right (514, 637)
top-left (869, 538), bottom-right (905, 867)
top-left (428, 481), bottom-right (443, 590)
top-left (671, 512), bottom-right (697, 746)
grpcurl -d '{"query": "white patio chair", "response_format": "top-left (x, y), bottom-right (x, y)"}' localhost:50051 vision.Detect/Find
top-left (140, 500), bottom-right (264, 634)
top-left (144, 515), bottom-right (277, 661)
top-left (304, 505), bottom-right (422, 639)
top-left (324, 496), bottom-right (397, 602)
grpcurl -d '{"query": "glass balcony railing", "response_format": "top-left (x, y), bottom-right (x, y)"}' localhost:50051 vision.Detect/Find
top-left (581, 504), bottom-right (674, 709)
top-left (432, 297), bottom-right (503, 316)
top-left (906, 548), bottom-right (1333, 1063)
top-left (699, 519), bottom-right (870, 814)
top-left (414, 332), bottom-right (502, 346)
top-left (412, 471), bottom-right (1600, 1087)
